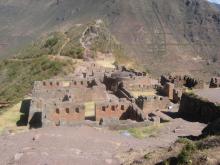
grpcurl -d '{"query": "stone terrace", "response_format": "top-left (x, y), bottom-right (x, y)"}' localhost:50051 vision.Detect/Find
top-left (194, 88), bottom-right (220, 104)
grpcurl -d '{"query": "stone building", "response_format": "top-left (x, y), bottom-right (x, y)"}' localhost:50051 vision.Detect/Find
top-left (28, 64), bottom-right (168, 127)
top-left (136, 96), bottom-right (169, 115)
top-left (95, 98), bottom-right (130, 121)
top-left (159, 74), bottom-right (203, 103)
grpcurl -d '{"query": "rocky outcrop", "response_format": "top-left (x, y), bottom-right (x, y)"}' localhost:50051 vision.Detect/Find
top-left (179, 93), bottom-right (220, 123)
top-left (202, 118), bottom-right (220, 136)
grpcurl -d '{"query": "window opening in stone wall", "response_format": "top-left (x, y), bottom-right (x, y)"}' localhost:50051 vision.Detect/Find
top-left (111, 106), bottom-right (115, 111)
top-left (76, 107), bottom-right (80, 113)
top-left (66, 108), bottom-right (70, 114)
top-left (56, 108), bottom-right (60, 114)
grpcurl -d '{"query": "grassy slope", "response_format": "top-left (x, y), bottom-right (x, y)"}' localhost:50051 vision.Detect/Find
top-left (0, 28), bottom-right (83, 104)
top-left (0, 56), bottom-right (73, 103)
top-left (60, 25), bottom-right (86, 58)
top-left (0, 102), bottom-right (23, 134)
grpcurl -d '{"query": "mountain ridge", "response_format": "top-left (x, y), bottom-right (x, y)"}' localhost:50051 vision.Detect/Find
top-left (0, 0), bottom-right (220, 77)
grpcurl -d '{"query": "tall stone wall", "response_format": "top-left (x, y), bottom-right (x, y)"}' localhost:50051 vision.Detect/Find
top-left (123, 77), bottom-right (157, 91)
top-left (42, 103), bottom-right (85, 126)
top-left (136, 96), bottom-right (169, 115)
top-left (28, 98), bottom-right (43, 128)
top-left (95, 99), bottom-right (130, 121)
top-left (179, 93), bottom-right (220, 123)
top-left (164, 83), bottom-right (174, 100)
top-left (34, 78), bottom-right (97, 90)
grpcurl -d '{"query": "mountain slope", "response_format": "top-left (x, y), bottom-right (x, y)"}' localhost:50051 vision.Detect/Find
top-left (0, 20), bottom-right (126, 104)
top-left (0, 0), bottom-right (220, 78)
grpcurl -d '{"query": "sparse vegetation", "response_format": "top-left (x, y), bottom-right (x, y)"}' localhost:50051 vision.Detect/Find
top-left (60, 25), bottom-right (85, 59)
top-left (173, 136), bottom-right (220, 165)
top-left (44, 36), bottom-right (58, 48)
top-left (177, 140), bottom-right (197, 165)
top-left (0, 56), bottom-right (74, 104)
top-left (0, 103), bottom-right (22, 134)
top-left (61, 44), bottom-right (84, 59)
top-left (127, 124), bottom-right (162, 139)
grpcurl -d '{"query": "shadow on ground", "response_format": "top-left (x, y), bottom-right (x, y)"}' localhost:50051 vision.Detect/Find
top-left (156, 157), bottom-right (178, 165)
top-left (162, 111), bottom-right (180, 119)
top-left (16, 99), bottom-right (31, 126)
top-left (29, 112), bottom-right (42, 128)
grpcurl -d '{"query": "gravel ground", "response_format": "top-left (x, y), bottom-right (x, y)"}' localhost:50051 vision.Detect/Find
top-left (0, 118), bottom-right (206, 165)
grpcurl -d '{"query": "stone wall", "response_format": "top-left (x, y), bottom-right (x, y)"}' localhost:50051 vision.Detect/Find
top-left (136, 96), bottom-right (169, 115)
top-left (42, 103), bottom-right (85, 126)
top-left (160, 75), bottom-right (185, 88)
top-left (164, 83), bottom-right (174, 100)
top-left (173, 88), bottom-right (183, 103)
top-left (179, 93), bottom-right (220, 123)
top-left (33, 80), bottom-right (108, 103)
top-left (158, 82), bottom-right (186, 103)
top-left (123, 77), bottom-right (157, 91)
top-left (160, 74), bottom-right (204, 89)
top-left (27, 65), bottom-right (160, 127)
top-left (28, 98), bottom-right (43, 128)
top-left (95, 99), bottom-right (130, 121)
top-left (34, 78), bottom-right (98, 90)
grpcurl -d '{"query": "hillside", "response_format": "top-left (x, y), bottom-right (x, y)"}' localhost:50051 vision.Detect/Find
top-left (0, 0), bottom-right (220, 78)
top-left (0, 20), bottom-right (126, 105)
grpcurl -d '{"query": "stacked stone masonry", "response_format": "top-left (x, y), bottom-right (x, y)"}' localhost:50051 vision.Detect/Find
top-left (28, 64), bottom-right (161, 127)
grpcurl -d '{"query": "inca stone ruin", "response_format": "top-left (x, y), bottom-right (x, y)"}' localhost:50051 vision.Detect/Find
top-left (27, 60), bottom-right (220, 128)
top-left (28, 63), bottom-right (154, 127)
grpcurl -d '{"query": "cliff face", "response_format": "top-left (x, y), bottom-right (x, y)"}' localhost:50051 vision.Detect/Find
top-left (0, 0), bottom-right (220, 77)
top-left (179, 93), bottom-right (220, 123)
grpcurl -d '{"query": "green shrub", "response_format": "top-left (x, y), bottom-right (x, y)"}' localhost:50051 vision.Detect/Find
top-left (44, 37), bottom-right (58, 48)
top-left (177, 140), bottom-right (196, 165)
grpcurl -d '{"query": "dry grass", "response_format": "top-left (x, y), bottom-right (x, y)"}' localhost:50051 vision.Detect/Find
top-left (131, 90), bottom-right (156, 98)
top-left (0, 102), bottom-right (21, 134)
top-left (127, 124), bottom-right (163, 139)
top-left (84, 102), bottom-right (95, 117)
top-left (95, 55), bottom-right (115, 69)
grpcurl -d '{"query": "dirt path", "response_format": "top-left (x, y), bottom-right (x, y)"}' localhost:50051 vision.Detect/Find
top-left (57, 37), bottom-right (70, 56)
top-left (79, 26), bottom-right (89, 50)
top-left (0, 119), bottom-right (206, 165)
